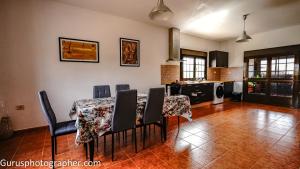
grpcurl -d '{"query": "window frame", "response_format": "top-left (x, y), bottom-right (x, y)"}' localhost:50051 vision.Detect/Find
top-left (243, 44), bottom-right (300, 107)
top-left (244, 52), bottom-right (297, 99)
top-left (180, 49), bottom-right (207, 81)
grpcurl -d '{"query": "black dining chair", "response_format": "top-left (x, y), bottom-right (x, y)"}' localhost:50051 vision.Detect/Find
top-left (38, 91), bottom-right (78, 167)
top-left (115, 84), bottom-right (130, 92)
top-left (93, 85), bottom-right (111, 98)
top-left (139, 87), bottom-right (165, 148)
top-left (104, 90), bottom-right (137, 161)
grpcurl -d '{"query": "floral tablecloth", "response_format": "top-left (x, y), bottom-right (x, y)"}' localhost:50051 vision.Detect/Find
top-left (70, 94), bottom-right (191, 144)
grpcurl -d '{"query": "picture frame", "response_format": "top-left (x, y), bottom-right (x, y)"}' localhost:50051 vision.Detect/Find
top-left (59, 37), bottom-right (99, 63)
top-left (120, 38), bottom-right (140, 67)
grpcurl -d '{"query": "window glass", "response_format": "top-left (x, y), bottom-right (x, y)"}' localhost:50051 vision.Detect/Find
top-left (271, 55), bottom-right (294, 79)
top-left (248, 59), bottom-right (255, 78)
top-left (271, 82), bottom-right (293, 97)
top-left (259, 58), bottom-right (267, 78)
top-left (195, 57), bottom-right (206, 79)
top-left (182, 56), bottom-right (206, 80)
top-left (248, 58), bottom-right (267, 78)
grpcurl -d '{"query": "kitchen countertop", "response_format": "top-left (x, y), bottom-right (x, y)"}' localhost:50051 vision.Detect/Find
top-left (181, 80), bottom-right (234, 85)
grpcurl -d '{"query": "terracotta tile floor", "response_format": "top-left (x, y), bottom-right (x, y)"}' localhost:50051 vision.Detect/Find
top-left (1, 101), bottom-right (300, 169)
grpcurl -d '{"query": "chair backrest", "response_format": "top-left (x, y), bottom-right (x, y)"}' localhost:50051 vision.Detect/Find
top-left (170, 83), bottom-right (181, 95)
top-left (143, 88), bottom-right (165, 124)
top-left (112, 90), bottom-right (137, 132)
top-left (93, 85), bottom-right (111, 98)
top-left (38, 91), bottom-right (57, 136)
top-left (115, 84), bottom-right (130, 92)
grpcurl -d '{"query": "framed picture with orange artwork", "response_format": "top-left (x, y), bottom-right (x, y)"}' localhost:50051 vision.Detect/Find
top-left (120, 38), bottom-right (140, 67)
top-left (59, 37), bottom-right (99, 63)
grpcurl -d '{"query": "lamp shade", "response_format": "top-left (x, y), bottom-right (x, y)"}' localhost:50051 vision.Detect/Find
top-left (149, 0), bottom-right (173, 21)
top-left (236, 31), bottom-right (252, 42)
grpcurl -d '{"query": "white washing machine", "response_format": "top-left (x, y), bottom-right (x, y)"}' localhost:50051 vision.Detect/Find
top-left (213, 82), bottom-right (224, 104)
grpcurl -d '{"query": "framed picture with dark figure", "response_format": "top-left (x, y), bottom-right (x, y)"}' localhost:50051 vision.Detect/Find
top-left (120, 38), bottom-right (140, 67)
top-left (59, 37), bottom-right (99, 63)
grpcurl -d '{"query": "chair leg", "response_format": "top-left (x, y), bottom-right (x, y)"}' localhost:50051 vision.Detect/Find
top-left (131, 129), bottom-right (134, 144)
top-left (122, 131), bottom-right (125, 145)
top-left (84, 143), bottom-right (88, 159)
top-left (112, 133), bottom-right (114, 161)
top-left (89, 140), bottom-right (94, 162)
top-left (140, 127), bottom-right (143, 140)
top-left (162, 117), bottom-right (167, 141)
top-left (134, 128), bottom-right (137, 153)
top-left (104, 135), bottom-right (106, 153)
top-left (96, 137), bottom-right (99, 152)
top-left (51, 136), bottom-right (55, 166)
top-left (143, 125), bottom-right (147, 149)
top-left (54, 137), bottom-right (57, 155)
top-left (125, 130), bottom-right (127, 144)
top-left (177, 116), bottom-right (180, 129)
top-left (160, 125), bottom-right (163, 142)
top-left (149, 125), bottom-right (151, 137)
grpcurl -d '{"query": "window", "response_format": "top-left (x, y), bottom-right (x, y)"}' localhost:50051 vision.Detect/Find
top-left (181, 56), bottom-right (206, 80)
top-left (271, 55), bottom-right (294, 79)
top-left (243, 45), bottom-right (300, 107)
top-left (245, 55), bottom-right (296, 98)
top-left (248, 57), bottom-right (267, 78)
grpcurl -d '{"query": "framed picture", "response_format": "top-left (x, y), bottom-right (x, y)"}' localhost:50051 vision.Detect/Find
top-left (120, 38), bottom-right (140, 67)
top-left (59, 37), bottom-right (99, 63)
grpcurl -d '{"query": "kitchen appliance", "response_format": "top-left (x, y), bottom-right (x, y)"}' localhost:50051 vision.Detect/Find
top-left (232, 81), bottom-right (243, 101)
top-left (167, 27), bottom-right (183, 62)
top-left (213, 82), bottom-right (224, 104)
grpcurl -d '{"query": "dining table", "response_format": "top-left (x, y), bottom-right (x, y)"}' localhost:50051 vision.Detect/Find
top-left (69, 94), bottom-right (192, 161)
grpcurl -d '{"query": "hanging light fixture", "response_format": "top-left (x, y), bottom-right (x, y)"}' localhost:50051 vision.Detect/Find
top-left (236, 14), bottom-right (252, 43)
top-left (149, 0), bottom-right (173, 21)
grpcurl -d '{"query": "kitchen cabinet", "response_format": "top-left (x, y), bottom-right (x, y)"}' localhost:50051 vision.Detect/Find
top-left (181, 83), bottom-right (214, 104)
top-left (209, 51), bottom-right (228, 68)
top-left (224, 81), bottom-right (233, 98)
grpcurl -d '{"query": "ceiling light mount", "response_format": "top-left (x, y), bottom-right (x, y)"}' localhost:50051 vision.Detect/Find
top-left (236, 13), bottom-right (252, 43)
top-left (149, 0), bottom-right (173, 21)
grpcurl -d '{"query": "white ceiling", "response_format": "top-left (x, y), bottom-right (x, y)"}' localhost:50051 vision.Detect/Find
top-left (56, 0), bottom-right (300, 41)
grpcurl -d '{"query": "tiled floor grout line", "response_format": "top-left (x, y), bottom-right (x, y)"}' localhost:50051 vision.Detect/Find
top-left (41, 129), bottom-right (47, 158)
top-left (2, 102), bottom-right (299, 169)
top-left (8, 134), bottom-right (25, 168)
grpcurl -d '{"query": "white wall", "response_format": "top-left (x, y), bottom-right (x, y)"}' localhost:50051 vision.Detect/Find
top-left (1, 0), bottom-right (220, 130)
top-left (0, 3), bottom-right (7, 118)
top-left (181, 33), bottom-right (220, 52)
top-left (1, 0), bottom-right (170, 130)
top-left (220, 24), bottom-right (300, 67)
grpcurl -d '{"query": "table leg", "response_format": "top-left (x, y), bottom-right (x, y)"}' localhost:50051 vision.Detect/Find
top-left (162, 117), bottom-right (167, 141)
top-left (88, 140), bottom-right (94, 162)
top-left (84, 143), bottom-right (88, 159)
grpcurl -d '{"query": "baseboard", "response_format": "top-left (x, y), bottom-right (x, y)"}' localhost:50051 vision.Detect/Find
top-left (14, 125), bottom-right (48, 134)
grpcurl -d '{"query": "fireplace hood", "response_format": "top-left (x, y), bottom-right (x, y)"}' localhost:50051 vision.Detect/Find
top-left (167, 27), bottom-right (183, 62)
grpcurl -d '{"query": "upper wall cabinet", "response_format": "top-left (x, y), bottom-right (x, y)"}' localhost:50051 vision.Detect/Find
top-left (209, 51), bottom-right (228, 68)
